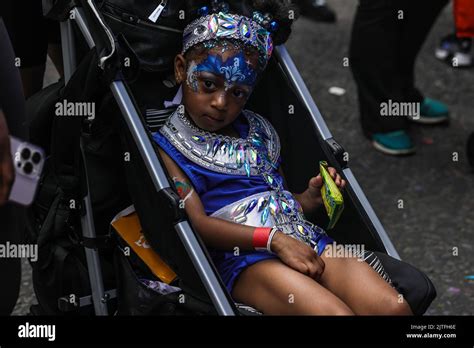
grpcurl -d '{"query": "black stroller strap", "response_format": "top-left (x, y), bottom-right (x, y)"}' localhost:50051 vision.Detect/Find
top-left (36, 189), bottom-right (62, 248)
top-left (50, 49), bottom-right (105, 197)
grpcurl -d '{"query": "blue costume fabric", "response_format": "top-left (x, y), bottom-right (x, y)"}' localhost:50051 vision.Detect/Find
top-left (153, 112), bottom-right (333, 294)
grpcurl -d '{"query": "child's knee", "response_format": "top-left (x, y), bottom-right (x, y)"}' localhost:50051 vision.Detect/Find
top-left (304, 297), bottom-right (355, 315)
top-left (326, 304), bottom-right (355, 316)
top-left (380, 293), bottom-right (413, 316)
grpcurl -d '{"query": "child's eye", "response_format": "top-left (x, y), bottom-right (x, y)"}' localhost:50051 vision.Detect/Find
top-left (233, 89), bottom-right (248, 99)
top-left (203, 80), bottom-right (216, 89)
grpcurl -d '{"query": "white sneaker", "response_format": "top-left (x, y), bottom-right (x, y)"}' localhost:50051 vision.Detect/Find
top-left (435, 34), bottom-right (472, 68)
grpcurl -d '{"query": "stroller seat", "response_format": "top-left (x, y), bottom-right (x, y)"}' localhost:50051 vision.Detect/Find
top-left (25, 0), bottom-right (436, 316)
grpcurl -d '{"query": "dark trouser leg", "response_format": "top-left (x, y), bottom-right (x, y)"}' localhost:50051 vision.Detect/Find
top-left (398, 0), bottom-right (449, 103)
top-left (349, 0), bottom-right (407, 137)
top-left (0, 205), bottom-right (24, 315)
top-left (2, 0), bottom-right (49, 99)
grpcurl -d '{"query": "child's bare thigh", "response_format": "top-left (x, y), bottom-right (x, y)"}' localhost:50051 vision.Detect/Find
top-left (319, 244), bottom-right (412, 315)
top-left (231, 258), bottom-right (354, 315)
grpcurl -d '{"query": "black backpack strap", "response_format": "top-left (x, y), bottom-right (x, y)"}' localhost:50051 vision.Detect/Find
top-left (53, 242), bottom-right (91, 298)
top-left (36, 189), bottom-right (62, 248)
top-left (50, 49), bottom-right (105, 198)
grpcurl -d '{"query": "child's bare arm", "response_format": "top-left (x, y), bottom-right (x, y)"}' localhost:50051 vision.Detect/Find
top-left (158, 147), bottom-right (261, 251)
top-left (158, 147), bottom-right (325, 279)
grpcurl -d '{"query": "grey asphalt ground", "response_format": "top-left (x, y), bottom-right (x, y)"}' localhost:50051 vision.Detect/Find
top-left (11, 0), bottom-right (474, 315)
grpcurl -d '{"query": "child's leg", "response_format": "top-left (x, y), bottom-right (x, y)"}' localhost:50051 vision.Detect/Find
top-left (231, 258), bottom-right (354, 315)
top-left (319, 244), bottom-right (413, 315)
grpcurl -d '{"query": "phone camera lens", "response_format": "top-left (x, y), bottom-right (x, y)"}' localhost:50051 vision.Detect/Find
top-left (32, 152), bottom-right (42, 164)
top-left (21, 148), bottom-right (31, 160)
top-left (23, 162), bottom-right (33, 175)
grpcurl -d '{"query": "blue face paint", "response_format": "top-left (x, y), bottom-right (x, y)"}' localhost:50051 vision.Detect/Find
top-left (196, 52), bottom-right (257, 87)
top-left (186, 51), bottom-right (258, 93)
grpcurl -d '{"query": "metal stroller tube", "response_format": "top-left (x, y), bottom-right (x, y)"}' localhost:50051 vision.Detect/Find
top-left (274, 46), bottom-right (400, 260)
top-left (86, 0), bottom-right (116, 69)
top-left (341, 170), bottom-right (400, 259)
top-left (60, 7), bottom-right (111, 315)
top-left (110, 81), bottom-right (236, 316)
top-left (79, 138), bottom-right (110, 315)
top-left (60, 20), bottom-right (76, 83)
top-left (65, 2), bottom-right (236, 315)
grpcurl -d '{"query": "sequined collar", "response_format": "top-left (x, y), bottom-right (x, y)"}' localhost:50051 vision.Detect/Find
top-left (159, 106), bottom-right (280, 177)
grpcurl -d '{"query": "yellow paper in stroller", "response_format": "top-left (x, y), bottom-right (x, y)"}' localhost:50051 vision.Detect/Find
top-left (111, 207), bottom-right (177, 284)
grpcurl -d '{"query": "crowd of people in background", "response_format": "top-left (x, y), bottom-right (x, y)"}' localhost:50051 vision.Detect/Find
top-left (302, 0), bottom-right (473, 156)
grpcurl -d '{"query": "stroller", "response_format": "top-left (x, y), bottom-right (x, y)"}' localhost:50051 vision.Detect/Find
top-left (26, 0), bottom-right (436, 316)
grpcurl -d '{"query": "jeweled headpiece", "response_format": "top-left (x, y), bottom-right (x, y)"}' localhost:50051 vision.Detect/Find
top-left (182, 1), bottom-right (279, 67)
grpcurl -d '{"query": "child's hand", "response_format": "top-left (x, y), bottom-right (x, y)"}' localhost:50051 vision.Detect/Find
top-left (306, 167), bottom-right (346, 206)
top-left (270, 231), bottom-right (325, 281)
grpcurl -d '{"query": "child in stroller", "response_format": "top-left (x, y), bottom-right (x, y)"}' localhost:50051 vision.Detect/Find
top-left (152, 0), bottom-right (413, 315)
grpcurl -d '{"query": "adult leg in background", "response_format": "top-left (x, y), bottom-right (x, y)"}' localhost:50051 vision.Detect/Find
top-left (398, 0), bottom-right (449, 103)
top-left (1, 0), bottom-right (62, 99)
top-left (349, 0), bottom-right (407, 138)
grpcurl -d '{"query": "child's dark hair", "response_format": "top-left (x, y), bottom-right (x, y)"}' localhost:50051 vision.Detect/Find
top-left (251, 0), bottom-right (298, 45)
top-left (185, 0), bottom-right (299, 46)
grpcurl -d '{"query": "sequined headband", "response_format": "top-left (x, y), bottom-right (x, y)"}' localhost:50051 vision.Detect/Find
top-left (182, 10), bottom-right (276, 67)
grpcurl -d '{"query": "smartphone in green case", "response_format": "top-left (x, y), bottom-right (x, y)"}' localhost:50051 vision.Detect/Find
top-left (319, 161), bottom-right (344, 229)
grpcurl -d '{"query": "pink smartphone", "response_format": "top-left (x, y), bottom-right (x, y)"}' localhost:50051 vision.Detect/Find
top-left (8, 136), bottom-right (45, 206)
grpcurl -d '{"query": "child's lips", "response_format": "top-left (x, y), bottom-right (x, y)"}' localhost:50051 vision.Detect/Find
top-left (203, 114), bottom-right (224, 123)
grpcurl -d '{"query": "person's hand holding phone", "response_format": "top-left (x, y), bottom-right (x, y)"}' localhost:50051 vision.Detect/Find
top-left (0, 110), bottom-right (14, 206)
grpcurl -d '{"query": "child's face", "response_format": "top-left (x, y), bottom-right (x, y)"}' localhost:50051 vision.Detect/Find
top-left (175, 43), bottom-right (260, 132)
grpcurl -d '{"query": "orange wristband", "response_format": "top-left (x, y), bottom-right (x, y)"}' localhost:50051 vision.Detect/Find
top-left (253, 227), bottom-right (272, 251)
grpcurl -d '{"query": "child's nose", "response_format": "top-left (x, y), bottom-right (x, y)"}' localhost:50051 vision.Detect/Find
top-left (211, 92), bottom-right (228, 111)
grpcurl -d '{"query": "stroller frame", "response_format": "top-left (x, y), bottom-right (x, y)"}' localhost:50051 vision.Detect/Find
top-left (52, 0), bottom-right (400, 316)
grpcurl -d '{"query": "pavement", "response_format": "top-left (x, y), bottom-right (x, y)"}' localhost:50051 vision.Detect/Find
top-left (11, 0), bottom-right (474, 315)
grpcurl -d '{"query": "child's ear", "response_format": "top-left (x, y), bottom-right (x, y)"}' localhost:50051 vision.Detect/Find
top-left (175, 54), bottom-right (187, 84)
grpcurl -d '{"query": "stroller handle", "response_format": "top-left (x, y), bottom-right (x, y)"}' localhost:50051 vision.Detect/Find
top-left (74, 0), bottom-right (116, 70)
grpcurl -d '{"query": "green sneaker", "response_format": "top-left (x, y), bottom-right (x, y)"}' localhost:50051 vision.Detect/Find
top-left (410, 97), bottom-right (449, 124)
top-left (372, 131), bottom-right (416, 155)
